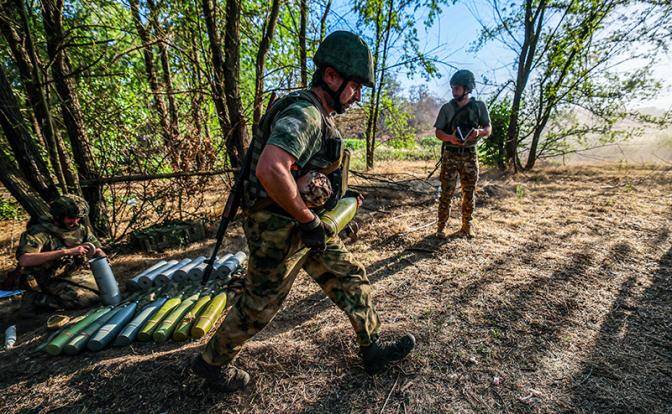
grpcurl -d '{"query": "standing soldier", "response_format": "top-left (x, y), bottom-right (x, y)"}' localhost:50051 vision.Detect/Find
top-left (434, 70), bottom-right (492, 238)
top-left (191, 31), bottom-right (415, 392)
top-left (15, 195), bottom-right (106, 310)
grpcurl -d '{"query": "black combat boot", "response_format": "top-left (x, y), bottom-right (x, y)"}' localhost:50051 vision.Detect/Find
top-left (360, 333), bottom-right (416, 374)
top-left (191, 355), bottom-right (250, 392)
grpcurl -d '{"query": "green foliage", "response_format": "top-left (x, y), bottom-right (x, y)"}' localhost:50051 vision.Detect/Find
top-left (478, 98), bottom-right (510, 167)
top-left (0, 198), bottom-right (24, 221)
top-left (344, 138), bottom-right (366, 152)
top-left (348, 134), bottom-right (440, 169)
top-left (419, 135), bottom-right (441, 149)
top-left (467, 0), bottom-right (671, 168)
top-left (379, 93), bottom-right (416, 149)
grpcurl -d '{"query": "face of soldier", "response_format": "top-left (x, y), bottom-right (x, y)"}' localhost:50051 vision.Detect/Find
top-left (339, 80), bottom-right (363, 110)
top-left (62, 216), bottom-right (81, 229)
top-left (322, 67), bottom-right (363, 112)
top-left (452, 85), bottom-right (469, 102)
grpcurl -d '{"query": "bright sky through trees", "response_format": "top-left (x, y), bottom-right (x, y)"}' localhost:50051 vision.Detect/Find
top-left (329, 0), bottom-right (672, 109)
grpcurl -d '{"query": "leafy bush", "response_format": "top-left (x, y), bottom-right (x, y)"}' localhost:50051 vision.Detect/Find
top-left (344, 138), bottom-right (366, 152)
top-left (0, 198), bottom-right (24, 220)
top-left (478, 98), bottom-right (510, 167)
top-left (380, 94), bottom-right (417, 149)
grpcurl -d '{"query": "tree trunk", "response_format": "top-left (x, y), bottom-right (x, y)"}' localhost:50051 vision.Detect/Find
top-left (0, 149), bottom-right (50, 220)
top-left (202, 0), bottom-right (235, 166)
top-left (364, 3), bottom-right (384, 170)
top-left (0, 0), bottom-right (74, 193)
top-left (369, 0), bottom-right (394, 169)
top-left (187, 23), bottom-right (215, 170)
top-left (253, 0), bottom-right (282, 130)
top-left (299, 0), bottom-right (308, 87)
top-left (505, 0), bottom-right (546, 173)
top-left (129, 0), bottom-right (181, 170)
top-left (0, 65), bottom-right (58, 202)
top-left (41, 0), bottom-right (109, 236)
top-left (147, 0), bottom-right (181, 160)
top-left (319, 0), bottom-right (332, 42)
top-left (223, 0), bottom-right (246, 165)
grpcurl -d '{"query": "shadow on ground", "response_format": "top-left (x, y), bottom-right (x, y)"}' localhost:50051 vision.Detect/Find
top-left (570, 243), bottom-right (672, 413)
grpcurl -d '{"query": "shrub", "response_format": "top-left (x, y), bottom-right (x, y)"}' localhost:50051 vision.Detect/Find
top-left (0, 198), bottom-right (24, 221)
top-left (478, 98), bottom-right (510, 168)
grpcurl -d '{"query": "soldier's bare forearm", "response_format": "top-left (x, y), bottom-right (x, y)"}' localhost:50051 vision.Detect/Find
top-left (257, 146), bottom-right (314, 224)
top-left (18, 250), bottom-right (67, 268)
top-left (435, 129), bottom-right (462, 146)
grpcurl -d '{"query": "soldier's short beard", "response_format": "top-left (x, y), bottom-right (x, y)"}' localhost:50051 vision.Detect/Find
top-left (454, 91), bottom-right (469, 102)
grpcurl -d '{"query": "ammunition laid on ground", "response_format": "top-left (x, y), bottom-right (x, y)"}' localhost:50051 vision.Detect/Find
top-left (43, 197), bottom-right (359, 356)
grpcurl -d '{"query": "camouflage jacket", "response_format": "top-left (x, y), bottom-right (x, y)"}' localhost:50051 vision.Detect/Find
top-left (16, 221), bottom-right (101, 279)
top-left (243, 89), bottom-right (343, 210)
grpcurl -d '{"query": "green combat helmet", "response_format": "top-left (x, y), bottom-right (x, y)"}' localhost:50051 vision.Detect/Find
top-left (450, 69), bottom-right (476, 92)
top-left (314, 31), bottom-right (375, 87)
top-left (50, 194), bottom-right (89, 221)
top-left (313, 31), bottom-right (374, 114)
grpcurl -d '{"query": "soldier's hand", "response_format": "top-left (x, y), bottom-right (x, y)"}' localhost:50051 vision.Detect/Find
top-left (447, 134), bottom-right (463, 146)
top-left (67, 245), bottom-right (88, 257)
top-left (299, 215), bottom-right (327, 252)
top-left (344, 189), bottom-right (364, 207)
top-left (465, 128), bottom-right (480, 142)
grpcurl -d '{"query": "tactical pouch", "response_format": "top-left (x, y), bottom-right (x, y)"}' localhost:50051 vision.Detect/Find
top-left (325, 136), bottom-right (343, 163)
top-left (324, 149), bottom-right (351, 210)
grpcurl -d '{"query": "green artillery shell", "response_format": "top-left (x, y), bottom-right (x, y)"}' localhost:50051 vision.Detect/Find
top-left (87, 302), bottom-right (138, 351)
top-left (191, 292), bottom-right (227, 339)
top-left (173, 294), bottom-right (212, 341)
top-left (321, 197), bottom-right (357, 235)
top-left (114, 297), bottom-right (168, 346)
top-left (137, 296), bottom-right (182, 341)
top-left (46, 308), bottom-right (110, 356)
top-left (38, 312), bottom-right (90, 353)
top-left (152, 292), bottom-right (200, 343)
top-left (62, 306), bottom-right (118, 355)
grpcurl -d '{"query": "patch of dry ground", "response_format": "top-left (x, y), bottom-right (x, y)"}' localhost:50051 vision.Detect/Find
top-left (0, 162), bottom-right (670, 413)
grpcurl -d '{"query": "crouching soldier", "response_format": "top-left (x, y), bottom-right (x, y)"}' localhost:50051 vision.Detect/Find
top-left (15, 195), bottom-right (106, 310)
top-left (190, 31), bottom-right (415, 392)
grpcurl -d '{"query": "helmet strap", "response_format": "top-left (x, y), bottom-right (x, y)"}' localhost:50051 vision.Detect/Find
top-left (455, 89), bottom-right (470, 103)
top-left (317, 70), bottom-right (349, 114)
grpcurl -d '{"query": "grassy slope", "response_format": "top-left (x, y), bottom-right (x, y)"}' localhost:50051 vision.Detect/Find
top-left (0, 161), bottom-right (670, 413)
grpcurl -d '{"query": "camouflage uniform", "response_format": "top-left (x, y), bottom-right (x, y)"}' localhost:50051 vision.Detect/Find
top-left (434, 97), bottom-right (490, 230)
top-left (203, 90), bottom-right (381, 366)
top-left (16, 221), bottom-right (101, 309)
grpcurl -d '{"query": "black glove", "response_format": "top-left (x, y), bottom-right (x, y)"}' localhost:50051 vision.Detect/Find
top-left (344, 189), bottom-right (361, 199)
top-left (299, 215), bottom-right (327, 252)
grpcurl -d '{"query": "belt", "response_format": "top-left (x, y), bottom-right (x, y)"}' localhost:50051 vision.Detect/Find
top-left (442, 145), bottom-right (476, 155)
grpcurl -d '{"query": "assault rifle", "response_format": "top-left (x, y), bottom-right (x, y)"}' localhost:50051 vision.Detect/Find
top-left (200, 94), bottom-right (276, 285)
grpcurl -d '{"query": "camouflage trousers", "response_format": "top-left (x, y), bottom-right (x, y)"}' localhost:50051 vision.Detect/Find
top-left (27, 268), bottom-right (99, 310)
top-left (203, 209), bottom-right (381, 366)
top-left (437, 150), bottom-right (479, 229)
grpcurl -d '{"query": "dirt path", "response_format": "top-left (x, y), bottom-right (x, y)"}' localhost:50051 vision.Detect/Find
top-left (1, 162), bottom-right (670, 413)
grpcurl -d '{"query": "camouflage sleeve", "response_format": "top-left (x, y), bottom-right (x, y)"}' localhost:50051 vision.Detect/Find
top-left (84, 227), bottom-right (102, 248)
top-left (266, 101), bottom-right (323, 168)
top-left (477, 101), bottom-right (491, 126)
top-left (433, 104), bottom-right (453, 131)
top-left (16, 230), bottom-right (50, 259)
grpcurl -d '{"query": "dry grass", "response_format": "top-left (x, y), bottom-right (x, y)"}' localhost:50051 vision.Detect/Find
top-left (0, 161), bottom-right (670, 413)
